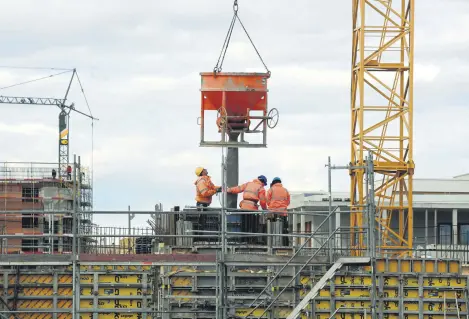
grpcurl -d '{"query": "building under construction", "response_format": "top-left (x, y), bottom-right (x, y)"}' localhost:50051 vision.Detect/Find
top-left (3, 1), bottom-right (469, 319)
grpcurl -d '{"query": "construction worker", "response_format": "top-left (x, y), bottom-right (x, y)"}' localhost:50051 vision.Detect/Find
top-left (266, 177), bottom-right (290, 214)
top-left (266, 177), bottom-right (290, 246)
top-left (66, 165), bottom-right (72, 180)
top-left (227, 175), bottom-right (268, 211)
top-left (194, 167), bottom-right (221, 209)
top-left (194, 167), bottom-right (221, 242)
top-left (227, 175), bottom-right (268, 244)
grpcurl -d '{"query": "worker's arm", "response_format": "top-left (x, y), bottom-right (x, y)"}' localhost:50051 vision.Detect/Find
top-left (206, 178), bottom-right (221, 192)
top-left (286, 190), bottom-right (291, 206)
top-left (227, 183), bottom-right (247, 194)
top-left (259, 188), bottom-right (267, 210)
top-left (198, 179), bottom-right (217, 197)
top-left (266, 189), bottom-right (272, 207)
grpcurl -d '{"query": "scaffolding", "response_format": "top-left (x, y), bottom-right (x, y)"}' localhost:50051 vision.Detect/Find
top-left (0, 159), bottom-right (93, 254)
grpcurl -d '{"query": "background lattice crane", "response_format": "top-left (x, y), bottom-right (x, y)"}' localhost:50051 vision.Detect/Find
top-left (0, 69), bottom-right (97, 178)
top-left (350, 0), bottom-right (414, 257)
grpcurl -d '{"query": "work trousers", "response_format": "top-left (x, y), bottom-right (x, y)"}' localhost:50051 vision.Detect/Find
top-left (196, 202), bottom-right (210, 242)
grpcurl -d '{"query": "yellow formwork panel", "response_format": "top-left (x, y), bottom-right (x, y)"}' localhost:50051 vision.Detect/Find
top-left (6, 313), bottom-right (71, 319)
top-left (235, 308), bottom-right (305, 319)
top-left (403, 301), bottom-right (419, 311)
top-left (169, 266), bottom-right (195, 273)
top-left (301, 288), bottom-right (375, 298)
top-left (423, 277), bottom-right (466, 287)
top-left (401, 260), bottom-right (411, 272)
top-left (1, 287), bottom-right (73, 296)
top-left (334, 275), bottom-right (372, 286)
top-left (334, 275), bottom-right (408, 286)
top-left (400, 277), bottom-right (419, 287)
top-left (402, 289), bottom-right (465, 299)
top-left (80, 314), bottom-right (146, 319)
top-left (8, 314), bottom-right (147, 319)
top-left (383, 289), bottom-right (399, 298)
top-left (423, 302), bottom-right (467, 312)
top-left (80, 299), bottom-right (144, 309)
top-left (9, 275), bottom-right (54, 285)
top-left (1, 287), bottom-right (148, 297)
top-left (315, 300), bottom-right (371, 310)
top-left (315, 315), bottom-right (419, 319)
top-left (300, 276), bottom-right (310, 285)
top-left (375, 259), bottom-right (460, 274)
top-left (80, 274), bottom-right (145, 284)
top-left (172, 290), bottom-right (193, 302)
top-left (449, 261), bottom-right (460, 273)
top-left (78, 265), bottom-right (152, 271)
top-left (4, 273), bottom-right (149, 285)
top-left (170, 277), bottom-right (192, 287)
top-left (80, 287), bottom-right (150, 296)
top-left (13, 300), bottom-right (72, 309)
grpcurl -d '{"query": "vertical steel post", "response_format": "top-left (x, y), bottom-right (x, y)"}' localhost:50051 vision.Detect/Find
top-left (128, 205), bottom-right (135, 254)
top-left (220, 148), bottom-right (227, 319)
top-left (367, 151), bottom-right (377, 319)
top-left (425, 209), bottom-right (428, 258)
top-left (367, 151), bottom-right (376, 257)
top-left (71, 155), bottom-right (77, 319)
top-left (77, 156), bottom-right (82, 255)
top-left (328, 156), bottom-right (333, 263)
top-left (219, 90), bottom-right (228, 319)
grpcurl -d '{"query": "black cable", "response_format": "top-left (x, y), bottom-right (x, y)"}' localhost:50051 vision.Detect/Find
top-left (213, 0), bottom-right (270, 74)
top-left (236, 15), bottom-right (270, 75)
top-left (75, 71), bottom-right (96, 209)
top-left (0, 70), bottom-right (72, 90)
top-left (214, 14), bottom-right (237, 73)
top-left (75, 72), bottom-right (93, 118)
top-left (218, 15), bottom-right (237, 72)
top-left (0, 65), bottom-right (73, 71)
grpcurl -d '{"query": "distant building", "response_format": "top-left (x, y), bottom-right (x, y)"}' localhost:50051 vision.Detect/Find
top-left (0, 162), bottom-right (93, 254)
top-left (289, 174), bottom-right (469, 262)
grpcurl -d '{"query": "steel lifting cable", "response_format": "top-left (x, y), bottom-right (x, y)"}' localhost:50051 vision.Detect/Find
top-left (213, 0), bottom-right (270, 75)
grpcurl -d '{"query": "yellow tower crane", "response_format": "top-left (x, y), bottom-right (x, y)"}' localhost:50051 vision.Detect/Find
top-left (350, 0), bottom-right (415, 257)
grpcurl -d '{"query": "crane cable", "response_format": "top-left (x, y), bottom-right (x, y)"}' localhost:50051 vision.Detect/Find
top-left (213, 0), bottom-right (270, 75)
top-left (0, 70), bottom-right (72, 90)
top-left (75, 71), bottom-right (96, 209)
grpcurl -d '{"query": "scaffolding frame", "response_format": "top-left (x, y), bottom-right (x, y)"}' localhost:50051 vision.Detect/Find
top-left (1, 156), bottom-right (465, 319)
top-left (0, 153), bottom-right (375, 319)
top-left (0, 159), bottom-right (93, 254)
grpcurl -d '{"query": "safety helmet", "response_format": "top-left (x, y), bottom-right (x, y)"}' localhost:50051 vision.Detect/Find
top-left (272, 177), bottom-right (282, 183)
top-left (195, 167), bottom-right (204, 176)
top-left (258, 175), bottom-right (267, 186)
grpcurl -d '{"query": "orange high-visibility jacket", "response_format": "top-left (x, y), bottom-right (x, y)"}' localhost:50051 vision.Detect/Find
top-left (195, 176), bottom-right (219, 204)
top-left (266, 183), bottom-right (290, 215)
top-left (228, 179), bottom-right (267, 210)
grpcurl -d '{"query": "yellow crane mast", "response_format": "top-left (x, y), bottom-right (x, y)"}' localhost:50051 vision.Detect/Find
top-left (350, 0), bottom-right (415, 256)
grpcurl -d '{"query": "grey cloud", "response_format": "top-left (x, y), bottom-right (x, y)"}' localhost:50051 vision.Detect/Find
top-left (0, 0), bottom-right (467, 217)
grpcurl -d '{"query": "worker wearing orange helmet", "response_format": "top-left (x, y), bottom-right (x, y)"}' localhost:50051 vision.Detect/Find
top-left (227, 175), bottom-right (268, 211)
top-left (194, 166), bottom-right (221, 208)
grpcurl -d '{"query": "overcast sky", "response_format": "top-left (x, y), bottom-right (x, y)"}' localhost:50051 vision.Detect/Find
top-left (0, 0), bottom-right (468, 227)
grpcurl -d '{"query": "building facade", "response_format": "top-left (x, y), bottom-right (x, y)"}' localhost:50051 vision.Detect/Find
top-left (0, 162), bottom-right (93, 254)
top-left (289, 174), bottom-right (469, 262)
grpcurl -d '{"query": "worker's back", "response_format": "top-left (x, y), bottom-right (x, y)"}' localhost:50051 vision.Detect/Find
top-left (267, 183), bottom-right (290, 214)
